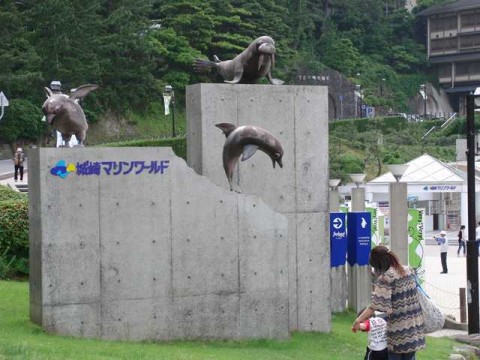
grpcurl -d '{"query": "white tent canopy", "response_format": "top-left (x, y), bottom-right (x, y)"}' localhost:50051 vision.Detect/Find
top-left (366, 154), bottom-right (468, 193)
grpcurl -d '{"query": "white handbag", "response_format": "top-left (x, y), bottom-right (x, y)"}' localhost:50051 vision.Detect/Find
top-left (416, 282), bottom-right (445, 333)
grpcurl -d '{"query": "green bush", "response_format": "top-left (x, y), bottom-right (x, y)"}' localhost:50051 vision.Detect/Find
top-left (0, 198), bottom-right (29, 279)
top-left (0, 185), bottom-right (27, 202)
top-left (99, 136), bottom-right (187, 160)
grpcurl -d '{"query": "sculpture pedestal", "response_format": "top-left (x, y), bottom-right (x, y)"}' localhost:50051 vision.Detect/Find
top-left (186, 83), bottom-right (331, 331)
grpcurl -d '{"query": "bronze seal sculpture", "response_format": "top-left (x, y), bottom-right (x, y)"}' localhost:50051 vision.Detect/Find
top-left (194, 36), bottom-right (284, 85)
top-left (42, 84), bottom-right (98, 146)
top-left (216, 122), bottom-right (284, 193)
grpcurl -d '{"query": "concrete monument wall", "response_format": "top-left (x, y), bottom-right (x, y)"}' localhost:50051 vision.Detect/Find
top-left (29, 147), bottom-right (289, 340)
top-left (186, 84), bottom-right (331, 331)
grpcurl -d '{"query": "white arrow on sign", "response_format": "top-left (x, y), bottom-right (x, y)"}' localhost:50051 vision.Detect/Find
top-left (333, 217), bottom-right (343, 229)
top-left (361, 217), bottom-right (367, 228)
top-left (0, 91), bottom-right (9, 121)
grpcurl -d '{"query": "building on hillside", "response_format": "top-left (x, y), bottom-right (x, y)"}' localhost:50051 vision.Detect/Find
top-left (417, 0), bottom-right (480, 115)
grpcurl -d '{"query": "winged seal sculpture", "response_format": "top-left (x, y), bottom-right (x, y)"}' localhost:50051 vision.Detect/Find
top-left (42, 84), bottom-right (98, 147)
top-left (216, 122), bottom-right (284, 193)
top-left (194, 36), bottom-right (284, 85)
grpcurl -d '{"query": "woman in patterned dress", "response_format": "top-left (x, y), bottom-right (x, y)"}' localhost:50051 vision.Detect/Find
top-left (352, 245), bottom-right (425, 360)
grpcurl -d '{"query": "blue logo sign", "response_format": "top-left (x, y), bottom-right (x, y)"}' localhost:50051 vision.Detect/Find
top-left (330, 212), bottom-right (347, 267)
top-left (50, 160), bottom-right (170, 179)
top-left (347, 212), bottom-right (371, 266)
top-left (51, 160), bottom-right (76, 179)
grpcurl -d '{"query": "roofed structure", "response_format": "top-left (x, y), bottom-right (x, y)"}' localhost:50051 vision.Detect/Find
top-left (369, 154), bottom-right (466, 184)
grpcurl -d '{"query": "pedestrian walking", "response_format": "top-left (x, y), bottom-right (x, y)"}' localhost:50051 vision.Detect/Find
top-left (457, 225), bottom-right (466, 257)
top-left (12, 147), bottom-right (25, 182)
top-left (434, 230), bottom-right (448, 274)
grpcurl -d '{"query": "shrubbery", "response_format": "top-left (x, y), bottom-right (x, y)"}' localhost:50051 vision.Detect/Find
top-left (0, 186), bottom-right (29, 279)
top-left (100, 136), bottom-right (187, 160)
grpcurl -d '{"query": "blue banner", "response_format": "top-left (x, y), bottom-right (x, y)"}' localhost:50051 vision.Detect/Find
top-left (347, 212), bottom-right (372, 266)
top-left (330, 212), bottom-right (347, 267)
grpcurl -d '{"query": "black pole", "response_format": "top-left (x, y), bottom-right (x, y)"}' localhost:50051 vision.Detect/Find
top-left (466, 93), bottom-right (479, 334)
top-left (172, 94), bottom-right (176, 137)
top-left (423, 98), bottom-right (427, 120)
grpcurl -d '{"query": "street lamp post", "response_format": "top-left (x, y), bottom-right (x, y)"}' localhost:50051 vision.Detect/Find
top-left (163, 85), bottom-right (176, 137)
top-left (466, 91), bottom-right (480, 334)
top-left (380, 78), bottom-right (386, 97)
top-left (329, 178), bottom-right (346, 312)
top-left (388, 164), bottom-right (409, 265)
top-left (347, 173), bottom-right (369, 312)
top-left (419, 84), bottom-right (427, 120)
top-left (0, 91), bottom-right (9, 121)
top-left (329, 179), bottom-right (341, 212)
top-left (50, 80), bottom-right (62, 93)
top-left (354, 85), bottom-right (363, 118)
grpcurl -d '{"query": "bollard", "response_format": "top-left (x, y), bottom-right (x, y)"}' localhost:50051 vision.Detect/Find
top-left (460, 287), bottom-right (466, 323)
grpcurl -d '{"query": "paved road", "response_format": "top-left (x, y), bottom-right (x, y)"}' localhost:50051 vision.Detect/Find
top-left (0, 158), bottom-right (27, 177)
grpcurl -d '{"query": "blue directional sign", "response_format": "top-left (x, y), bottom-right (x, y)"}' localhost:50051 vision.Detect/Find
top-left (347, 212), bottom-right (372, 266)
top-left (330, 212), bottom-right (347, 267)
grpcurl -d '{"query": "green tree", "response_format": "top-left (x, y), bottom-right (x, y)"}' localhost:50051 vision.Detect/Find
top-left (25, 0), bottom-right (103, 88)
top-left (321, 32), bottom-right (360, 76)
top-left (0, 1), bottom-right (43, 103)
top-left (0, 99), bottom-right (47, 146)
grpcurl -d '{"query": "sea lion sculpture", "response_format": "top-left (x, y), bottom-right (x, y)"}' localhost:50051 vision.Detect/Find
top-left (194, 36), bottom-right (284, 85)
top-left (42, 84), bottom-right (98, 147)
top-left (216, 122), bottom-right (284, 193)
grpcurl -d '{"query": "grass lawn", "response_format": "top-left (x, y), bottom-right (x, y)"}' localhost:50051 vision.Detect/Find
top-left (0, 281), bottom-right (461, 359)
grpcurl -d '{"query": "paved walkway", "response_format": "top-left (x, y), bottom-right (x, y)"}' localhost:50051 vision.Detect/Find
top-left (421, 230), bottom-right (472, 337)
top-left (424, 230), bottom-right (467, 321)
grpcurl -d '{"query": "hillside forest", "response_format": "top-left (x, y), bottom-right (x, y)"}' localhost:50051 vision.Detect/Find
top-left (0, 0), bottom-right (469, 182)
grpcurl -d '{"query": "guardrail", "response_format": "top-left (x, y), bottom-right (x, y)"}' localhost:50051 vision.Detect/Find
top-left (421, 112), bottom-right (457, 139)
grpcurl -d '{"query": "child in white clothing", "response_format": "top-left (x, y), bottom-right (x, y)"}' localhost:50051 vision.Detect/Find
top-left (352, 310), bottom-right (388, 360)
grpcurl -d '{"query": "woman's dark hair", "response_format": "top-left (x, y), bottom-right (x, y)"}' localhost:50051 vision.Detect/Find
top-left (369, 245), bottom-right (406, 276)
top-left (460, 225), bottom-right (465, 229)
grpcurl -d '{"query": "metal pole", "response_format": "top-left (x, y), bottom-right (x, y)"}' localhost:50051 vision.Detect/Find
top-left (354, 95), bottom-right (358, 118)
top-left (466, 93), bottom-right (479, 334)
top-left (172, 94), bottom-right (176, 137)
top-left (423, 97), bottom-right (427, 120)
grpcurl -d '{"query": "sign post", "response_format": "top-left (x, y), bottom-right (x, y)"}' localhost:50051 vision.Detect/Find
top-left (0, 92), bottom-right (9, 121)
top-left (347, 212), bottom-right (372, 312)
top-left (330, 212), bottom-right (348, 312)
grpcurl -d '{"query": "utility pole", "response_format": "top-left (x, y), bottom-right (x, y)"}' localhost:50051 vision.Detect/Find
top-left (466, 93), bottom-right (479, 334)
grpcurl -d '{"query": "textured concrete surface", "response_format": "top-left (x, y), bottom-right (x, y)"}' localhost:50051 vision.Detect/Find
top-left (29, 147), bottom-right (289, 340)
top-left (390, 182), bottom-right (409, 264)
top-left (186, 84), bottom-right (330, 332)
top-left (348, 188), bottom-right (371, 313)
top-left (330, 265), bottom-right (347, 313)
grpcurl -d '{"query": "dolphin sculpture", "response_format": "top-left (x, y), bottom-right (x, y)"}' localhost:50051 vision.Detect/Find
top-left (42, 84), bottom-right (98, 146)
top-left (216, 122), bottom-right (284, 193)
top-left (194, 36), bottom-right (284, 85)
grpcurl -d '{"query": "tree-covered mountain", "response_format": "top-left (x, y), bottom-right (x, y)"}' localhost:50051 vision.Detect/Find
top-left (0, 0), bottom-right (449, 144)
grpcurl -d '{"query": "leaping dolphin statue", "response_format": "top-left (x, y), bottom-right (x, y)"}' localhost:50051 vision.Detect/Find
top-left (216, 122), bottom-right (284, 193)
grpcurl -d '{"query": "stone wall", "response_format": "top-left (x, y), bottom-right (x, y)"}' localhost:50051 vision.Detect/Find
top-left (29, 147), bottom-right (289, 340)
